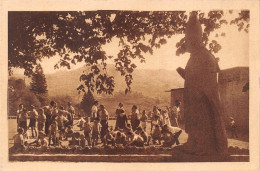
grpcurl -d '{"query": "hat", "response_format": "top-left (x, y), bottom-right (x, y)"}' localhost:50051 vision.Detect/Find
top-left (185, 11), bottom-right (202, 43)
top-left (68, 102), bottom-right (72, 105)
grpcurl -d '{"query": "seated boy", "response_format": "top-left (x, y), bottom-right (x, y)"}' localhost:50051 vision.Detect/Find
top-left (69, 132), bottom-right (80, 146)
top-left (161, 124), bottom-right (182, 147)
top-left (29, 131), bottom-right (48, 148)
top-left (79, 134), bottom-right (86, 148)
top-left (135, 126), bottom-right (150, 145)
top-left (65, 125), bottom-right (74, 140)
top-left (103, 127), bottom-right (114, 146)
top-left (114, 131), bottom-right (126, 146)
top-left (151, 124), bottom-right (162, 145)
top-left (126, 131), bottom-right (144, 147)
top-left (12, 128), bottom-right (26, 152)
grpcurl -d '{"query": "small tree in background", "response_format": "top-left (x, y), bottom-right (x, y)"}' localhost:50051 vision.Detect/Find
top-left (30, 64), bottom-right (49, 105)
top-left (80, 91), bottom-right (95, 117)
top-left (30, 64), bottom-right (48, 94)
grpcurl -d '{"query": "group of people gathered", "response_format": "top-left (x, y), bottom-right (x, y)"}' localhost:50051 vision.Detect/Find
top-left (12, 99), bottom-right (183, 153)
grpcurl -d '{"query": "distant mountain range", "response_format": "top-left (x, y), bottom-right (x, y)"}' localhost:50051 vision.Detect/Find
top-left (9, 64), bottom-right (184, 103)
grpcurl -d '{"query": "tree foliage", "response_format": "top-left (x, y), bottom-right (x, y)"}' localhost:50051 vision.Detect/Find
top-left (8, 10), bottom-right (249, 94)
top-left (80, 91), bottom-right (95, 117)
top-left (8, 78), bottom-right (41, 116)
top-left (30, 64), bottom-right (48, 94)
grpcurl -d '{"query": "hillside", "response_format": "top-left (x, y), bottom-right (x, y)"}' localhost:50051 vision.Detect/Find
top-left (9, 65), bottom-right (184, 114)
top-left (44, 65), bottom-right (183, 100)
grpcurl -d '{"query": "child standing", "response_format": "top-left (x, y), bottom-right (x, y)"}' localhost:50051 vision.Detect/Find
top-left (19, 109), bottom-right (28, 134)
top-left (92, 118), bottom-right (101, 146)
top-left (57, 107), bottom-right (68, 131)
top-left (49, 121), bottom-right (58, 146)
top-left (79, 134), bottom-right (86, 148)
top-left (99, 105), bottom-right (109, 141)
top-left (37, 108), bottom-right (46, 132)
top-left (82, 118), bottom-right (92, 146)
top-left (130, 105), bottom-right (141, 131)
top-left (140, 110), bottom-right (148, 132)
top-left (65, 125), bottom-right (74, 140)
top-left (28, 105), bottom-right (38, 138)
top-left (16, 104), bottom-right (24, 128)
top-left (230, 117), bottom-right (238, 138)
top-left (76, 115), bottom-right (86, 131)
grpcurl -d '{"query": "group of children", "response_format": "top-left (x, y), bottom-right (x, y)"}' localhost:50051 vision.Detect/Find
top-left (12, 101), bottom-right (183, 152)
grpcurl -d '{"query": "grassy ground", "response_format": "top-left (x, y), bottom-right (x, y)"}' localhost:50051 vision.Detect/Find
top-left (8, 119), bottom-right (248, 150)
top-left (8, 119), bottom-right (249, 162)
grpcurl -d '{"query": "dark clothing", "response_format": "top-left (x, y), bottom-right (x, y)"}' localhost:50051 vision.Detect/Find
top-left (67, 113), bottom-right (73, 126)
top-left (29, 118), bottom-right (36, 127)
top-left (45, 115), bottom-right (51, 135)
top-left (231, 125), bottom-right (238, 138)
top-left (84, 131), bottom-right (91, 138)
top-left (131, 120), bottom-right (140, 132)
top-left (19, 121), bottom-right (27, 132)
top-left (100, 120), bottom-right (108, 139)
top-left (116, 115), bottom-right (128, 130)
top-left (115, 108), bottom-right (125, 127)
top-left (116, 108), bottom-right (125, 115)
top-left (163, 129), bottom-right (182, 147)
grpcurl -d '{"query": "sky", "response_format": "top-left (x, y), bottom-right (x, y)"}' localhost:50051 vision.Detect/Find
top-left (12, 11), bottom-right (249, 75)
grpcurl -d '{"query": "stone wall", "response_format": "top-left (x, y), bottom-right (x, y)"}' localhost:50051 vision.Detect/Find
top-left (218, 67), bottom-right (249, 130)
top-left (169, 67), bottom-right (249, 131)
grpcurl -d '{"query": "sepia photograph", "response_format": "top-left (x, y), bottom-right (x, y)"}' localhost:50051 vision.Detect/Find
top-left (1, 1), bottom-right (259, 170)
top-left (7, 9), bottom-right (251, 163)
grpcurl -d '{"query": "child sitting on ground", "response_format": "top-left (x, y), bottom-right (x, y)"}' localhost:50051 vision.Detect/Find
top-left (114, 131), bottom-right (126, 146)
top-left (82, 117), bottom-right (92, 146)
top-left (92, 117), bottom-right (101, 147)
top-left (135, 126), bottom-right (150, 146)
top-left (103, 127), bottom-right (115, 146)
top-left (161, 124), bottom-right (182, 147)
top-left (69, 132), bottom-right (80, 146)
top-left (12, 127), bottom-right (26, 152)
top-left (79, 134), bottom-right (86, 148)
top-left (151, 124), bottom-right (161, 145)
top-left (29, 131), bottom-right (48, 148)
top-left (65, 125), bottom-right (74, 140)
top-left (126, 131), bottom-right (144, 147)
top-left (124, 124), bottom-right (133, 134)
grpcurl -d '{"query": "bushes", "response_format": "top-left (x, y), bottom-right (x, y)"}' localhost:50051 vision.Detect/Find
top-left (8, 78), bottom-right (42, 115)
